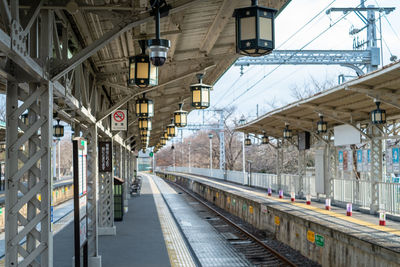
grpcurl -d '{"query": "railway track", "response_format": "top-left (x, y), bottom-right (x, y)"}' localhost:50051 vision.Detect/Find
top-left (166, 180), bottom-right (302, 267)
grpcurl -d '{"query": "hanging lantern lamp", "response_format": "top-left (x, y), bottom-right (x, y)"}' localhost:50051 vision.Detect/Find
top-left (371, 100), bottom-right (386, 124)
top-left (53, 119), bottom-right (64, 138)
top-left (138, 118), bottom-right (152, 130)
top-left (21, 113), bottom-right (29, 125)
top-left (128, 40), bottom-right (158, 87)
top-left (245, 134), bottom-right (252, 146)
top-left (283, 124), bottom-right (292, 139)
top-left (317, 114), bottom-right (328, 133)
top-left (233, 0), bottom-right (277, 56)
top-left (174, 103), bottom-right (188, 127)
top-left (191, 73), bottom-right (212, 109)
top-left (262, 132), bottom-right (269, 144)
top-left (135, 94), bottom-right (154, 118)
top-left (167, 119), bottom-right (177, 137)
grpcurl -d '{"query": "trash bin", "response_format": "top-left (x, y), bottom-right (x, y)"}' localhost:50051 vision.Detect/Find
top-left (114, 177), bottom-right (124, 221)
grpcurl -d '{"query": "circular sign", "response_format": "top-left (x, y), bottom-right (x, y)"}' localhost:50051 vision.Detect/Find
top-left (113, 111), bottom-right (125, 122)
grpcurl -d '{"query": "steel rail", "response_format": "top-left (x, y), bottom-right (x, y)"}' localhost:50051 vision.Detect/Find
top-left (165, 178), bottom-right (297, 267)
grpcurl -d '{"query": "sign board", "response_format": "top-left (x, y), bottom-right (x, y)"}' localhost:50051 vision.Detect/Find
top-left (393, 147), bottom-right (400, 173)
top-left (338, 150), bottom-right (343, 171)
top-left (307, 230), bottom-right (315, 243)
top-left (315, 234), bottom-right (325, 247)
top-left (73, 138), bottom-right (88, 267)
top-left (261, 205), bottom-right (268, 214)
top-left (99, 141), bottom-right (112, 172)
top-left (111, 109), bottom-right (127, 131)
top-left (334, 125), bottom-right (361, 146)
top-left (274, 216), bottom-right (280, 226)
top-left (356, 150), bottom-right (363, 172)
top-left (386, 148), bottom-right (393, 173)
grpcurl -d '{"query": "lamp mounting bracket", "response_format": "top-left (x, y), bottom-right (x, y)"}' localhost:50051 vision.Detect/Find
top-left (149, 0), bottom-right (171, 18)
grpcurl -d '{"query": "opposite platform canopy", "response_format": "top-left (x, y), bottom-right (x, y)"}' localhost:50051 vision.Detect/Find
top-left (236, 61), bottom-right (400, 138)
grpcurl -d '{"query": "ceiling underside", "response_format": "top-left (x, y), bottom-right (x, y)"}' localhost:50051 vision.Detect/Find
top-left (236, 61), bottom-right (400, 138)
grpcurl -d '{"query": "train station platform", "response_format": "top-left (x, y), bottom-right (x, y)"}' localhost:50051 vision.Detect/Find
top-left (54, 172), bottom-right (255, 267)
top-left (157, 171), bottom-right (400, 267)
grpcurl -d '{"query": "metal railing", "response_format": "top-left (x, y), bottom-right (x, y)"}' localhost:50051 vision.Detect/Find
top-left (158, 166), bottom-right (400, 216)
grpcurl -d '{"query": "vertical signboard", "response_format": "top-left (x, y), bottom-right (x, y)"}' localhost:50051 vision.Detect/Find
top-left (111, 110), bottom-right (128, 131)
top-left (386, 148), bottom-right (393, 173)
top-left (356, 150), bottom-right (363, 172)
top-left (393, 147), bottom-right (399, 173)
top-left (99, 141), bottom-right (112, 172)
top-left (338, 150), bottom-right (343, 171)
top-left (73, 138), bottom-right (88, 267)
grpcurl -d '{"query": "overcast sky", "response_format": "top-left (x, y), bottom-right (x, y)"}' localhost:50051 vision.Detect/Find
top-left (186, 0), bottom-right (400, 128)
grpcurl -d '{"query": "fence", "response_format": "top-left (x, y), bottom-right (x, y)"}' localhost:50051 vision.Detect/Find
top-left (159, 166), bottom-right (400, 216)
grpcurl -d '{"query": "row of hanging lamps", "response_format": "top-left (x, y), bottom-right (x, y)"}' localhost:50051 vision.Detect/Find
top-left (174, 103), bottom-right (188, 127)
top-left (191, 74), bottom-right (212, 109)
top-left (234, 0), bottom-right (276, 57)
top-left (128, 40), bottom-right (158, 88)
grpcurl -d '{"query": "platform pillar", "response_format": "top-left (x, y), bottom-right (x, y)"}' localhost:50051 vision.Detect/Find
top-left (122, 147), bottom-right (129, 212)
top-left (83, 125), bottom-right (102, 265)
top-left (98, 138), bottom-right (116, 235)
top-left (326, 142), bottom-right (336, 199)
top-left (6, 81), bottom-right (54, 266)
top-left (370, 125), bottom-right (383, 214)
top-left (276, 141), bottom-right (283, 191)
top-left (297, 149), bottom-right (306, 198)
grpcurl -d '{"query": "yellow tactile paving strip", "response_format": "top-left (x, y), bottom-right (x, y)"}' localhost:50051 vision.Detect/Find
top-left (180, 173), bottom-right (400, 237)
top-left (145, 173), bottom-right (196, 267)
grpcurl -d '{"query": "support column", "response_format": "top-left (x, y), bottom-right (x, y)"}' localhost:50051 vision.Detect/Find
top-left (276, 141), bottom-right (283, 191)
top-left (98, 138), bottom-right (116, 236)
top-left (122, 147), bottom-right (129, 213)
top-left (370, 125), bottom-right (383, 214)
top-left (83, 125), bottom-right (101, 265)
top-left (297, 149), bottom-right (306, 198)
top-left (6, 82), bottom-right (53, 266)
top-left (326, 141), bottom-right (337, 199)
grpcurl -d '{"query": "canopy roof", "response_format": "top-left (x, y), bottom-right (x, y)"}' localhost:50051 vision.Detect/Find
top-left (236, 61), bottom-right (400, 138)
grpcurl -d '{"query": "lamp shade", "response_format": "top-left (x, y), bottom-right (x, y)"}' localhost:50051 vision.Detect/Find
top-left (191, 74), bottom-right (211, 109)
top-left (233, 0), bottom-right (277, 56)
top-left (135, 95), bottom-right (154, 118)
top-left (167, 120), bottom-right (177, 137)
top-left (262, 134), bottom-right (269, 144)
top-left (128, 40), bottom-right (158, 87)
top-left (140, 129), bottom-right (150, 137)
top-left (317, 115), bottom-right (328, 133)
top-left (245, 134), bottom-right (252, 146)
top-left (174, 104), bottom-right (188, 127)
top-left (53, 119), bottom-right (64, 138)
top-left (371, 101), bottom-right (386, 124)
top-left (138, 118), bottom-right (152, 130)
top-left (283, 124), bottom-right (292, 139)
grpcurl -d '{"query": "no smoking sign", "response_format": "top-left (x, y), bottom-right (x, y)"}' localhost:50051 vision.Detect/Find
top-left (111, 110), bottom-right (127, 131)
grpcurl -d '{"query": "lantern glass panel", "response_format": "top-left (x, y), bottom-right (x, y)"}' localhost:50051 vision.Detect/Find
top-left (136, 62), bottom-right (149, 79)
top-left (150, 65), bottom-right (158, 85)
top-left (382, 112), bottom-right (386, 121)
top-left (259, 17), bottom-right (272, 40)
top-left (192, 89), bottom-right (200, 103)
top-left (241, 17), bottom-right (256, 40)
top-left (175, 113), bottom-right (181, 124)
top-left (201, 87), bottom-right (209, 103)
top-left (376, 112), bottom-right (381, 122)
top-left (140, 102), bottom-right (148, 114)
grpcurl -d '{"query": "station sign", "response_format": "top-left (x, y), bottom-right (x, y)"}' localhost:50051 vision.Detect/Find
top-left (111, 109), bottom-right (128, 131)
top-left (315, 234), bottom-right (325, 247)
top-left (99, 141), bottom-right (112, 172)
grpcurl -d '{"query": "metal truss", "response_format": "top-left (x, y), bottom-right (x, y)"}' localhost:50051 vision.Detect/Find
top-left (83, 125), bottom-right (99, 260)
top-left (327, 142), bottom-right (337, 199)
top-left (297, 150), bottom-right (306, 198)
top-left (235, 50), bottom-right (371, 76)
top-left (98, 139), bottom-right (115, 234)
top-left (369, 125), bottom-right (383, 213)
top-left (6, 82), bottom-right (53, 266)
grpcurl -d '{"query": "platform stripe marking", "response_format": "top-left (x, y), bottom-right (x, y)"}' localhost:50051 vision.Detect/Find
top-left (146, 174), bottom-right (196, 267)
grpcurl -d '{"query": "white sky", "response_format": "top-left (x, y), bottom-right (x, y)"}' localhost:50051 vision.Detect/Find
top-left (187, 0), bottom-right (400, 127)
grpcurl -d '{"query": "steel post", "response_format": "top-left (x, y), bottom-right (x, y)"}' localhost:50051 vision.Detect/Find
top-left (297, 149), bottom-right (306, 198)
top-left (370, 125), bottom-right (383, 213)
